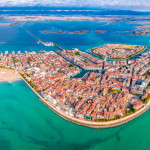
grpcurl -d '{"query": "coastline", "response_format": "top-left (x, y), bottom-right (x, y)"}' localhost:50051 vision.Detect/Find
top-left (20, 73), bottom-right (150, 128)
top-left (0, 78), bottom-right (22, 83)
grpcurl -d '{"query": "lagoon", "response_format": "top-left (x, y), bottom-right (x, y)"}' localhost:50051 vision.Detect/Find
top-left (0, 17), bottom-right (150, 150)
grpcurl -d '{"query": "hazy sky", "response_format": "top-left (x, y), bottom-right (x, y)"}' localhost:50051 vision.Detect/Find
top-left (0, 0), bottom-right (149, 10)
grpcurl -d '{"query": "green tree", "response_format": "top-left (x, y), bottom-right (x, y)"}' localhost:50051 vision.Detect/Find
top-left (144, 94), bottom-right (150, 104)
top-left (143, 73), bottom-right (149, 78)
top-left (115, 115), bottom-right (121, 119)
top-left (84, 59), bottom-right (88, 63)
top-left (28, 73), bottom-right (32, 77)
top-left (69, 64), bottom-right (74, 67)
top-left (75, 52), bottom-right (80, 55)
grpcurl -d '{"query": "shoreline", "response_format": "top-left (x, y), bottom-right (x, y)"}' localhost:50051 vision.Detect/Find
top-left (20, 73), bottom-right (150, 128)
top-left (0, 78), bottom-right (22, 83)
top-left (0, 50), bottom-right (148, 128)
top-left (0, 68), bottom-right (22, 82)
top-left (4, 15), bottom-right (150, 24)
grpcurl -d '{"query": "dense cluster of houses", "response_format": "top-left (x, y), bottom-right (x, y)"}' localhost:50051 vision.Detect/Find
top-left (56, 49), bottom-right (103, 70)
top-left (0, 48), bottom-right (149, 121)
top-left (93, 44), bottom-right (145, 59)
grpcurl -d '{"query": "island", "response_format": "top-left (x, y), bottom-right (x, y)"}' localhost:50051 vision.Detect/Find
top-left (42, 28), bottom-right (90, 34)
top-left (131, 25), bottom-right (150, 36)
top-left (91, 44), bottom-right (146, 60)
top-left (0, 23), bottom-right (19, 26)
top-left (132, 31), bottom-right (150, 36)
top-left (0, 44), bottom-right (150, 128)
top-left (95, 30), bottom-right (107, 33)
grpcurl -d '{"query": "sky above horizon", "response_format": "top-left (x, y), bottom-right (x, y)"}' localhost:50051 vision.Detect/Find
top-left (0, 0), bottom-right (149, 11)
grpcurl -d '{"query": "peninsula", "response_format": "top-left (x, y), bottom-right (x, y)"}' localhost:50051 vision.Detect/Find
top-left (0, 45), bottom-right (150, 128)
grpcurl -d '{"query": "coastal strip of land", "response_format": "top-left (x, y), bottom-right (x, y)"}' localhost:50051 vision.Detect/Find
top-left (0, 23), bottom-right (19, 26)
top-left (0, 68), bottom-right (147, 128)
top-left (21, 74), bottom-right (150, 128)
top-left (4, 15), bottom-right (150, 24)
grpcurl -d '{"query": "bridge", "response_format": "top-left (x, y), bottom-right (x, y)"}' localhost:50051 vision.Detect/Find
top-left (21, 24), bottom-right (41, 41)
top-left (21, 24), bottom-right (55, 47)
top-left (21, 24), bottom-right (66, 50)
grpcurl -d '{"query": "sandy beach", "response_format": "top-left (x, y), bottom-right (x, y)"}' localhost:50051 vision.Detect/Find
top-left (0, 68), bottom-right (22, 82)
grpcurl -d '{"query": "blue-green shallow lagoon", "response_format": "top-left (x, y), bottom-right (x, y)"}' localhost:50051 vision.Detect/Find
top-left (0, 19), bottom-right (150, 150)
top-left (0, 20), bottom-right (150, 53)
top-left (0, 80), bottom-right (150, 150)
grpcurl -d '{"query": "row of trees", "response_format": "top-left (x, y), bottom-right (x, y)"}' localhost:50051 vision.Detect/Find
top-left (20, 73), bottom-right (39, 92)
top-left (0, 65), bottom-right (15, 70)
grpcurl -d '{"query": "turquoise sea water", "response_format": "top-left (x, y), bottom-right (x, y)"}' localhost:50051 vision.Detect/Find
top-left (1, 81), bottom-right (150, 150)
top-left (0, 19), bottom-right (150, 150)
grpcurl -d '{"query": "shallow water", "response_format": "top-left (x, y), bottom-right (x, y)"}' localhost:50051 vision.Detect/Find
top-left (0, 20), bottom-right (150, 52)
top-left (0, 81), bottom-right (150, 150)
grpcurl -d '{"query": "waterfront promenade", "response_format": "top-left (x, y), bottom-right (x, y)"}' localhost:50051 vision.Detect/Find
top-left (20, 73), bottom-right (150, 128)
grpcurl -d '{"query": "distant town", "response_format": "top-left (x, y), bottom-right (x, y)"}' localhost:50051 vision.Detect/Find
top-left (92, 44), bottom-right (146, 60)
top-left (0, 43), bottom-right (150, 127)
